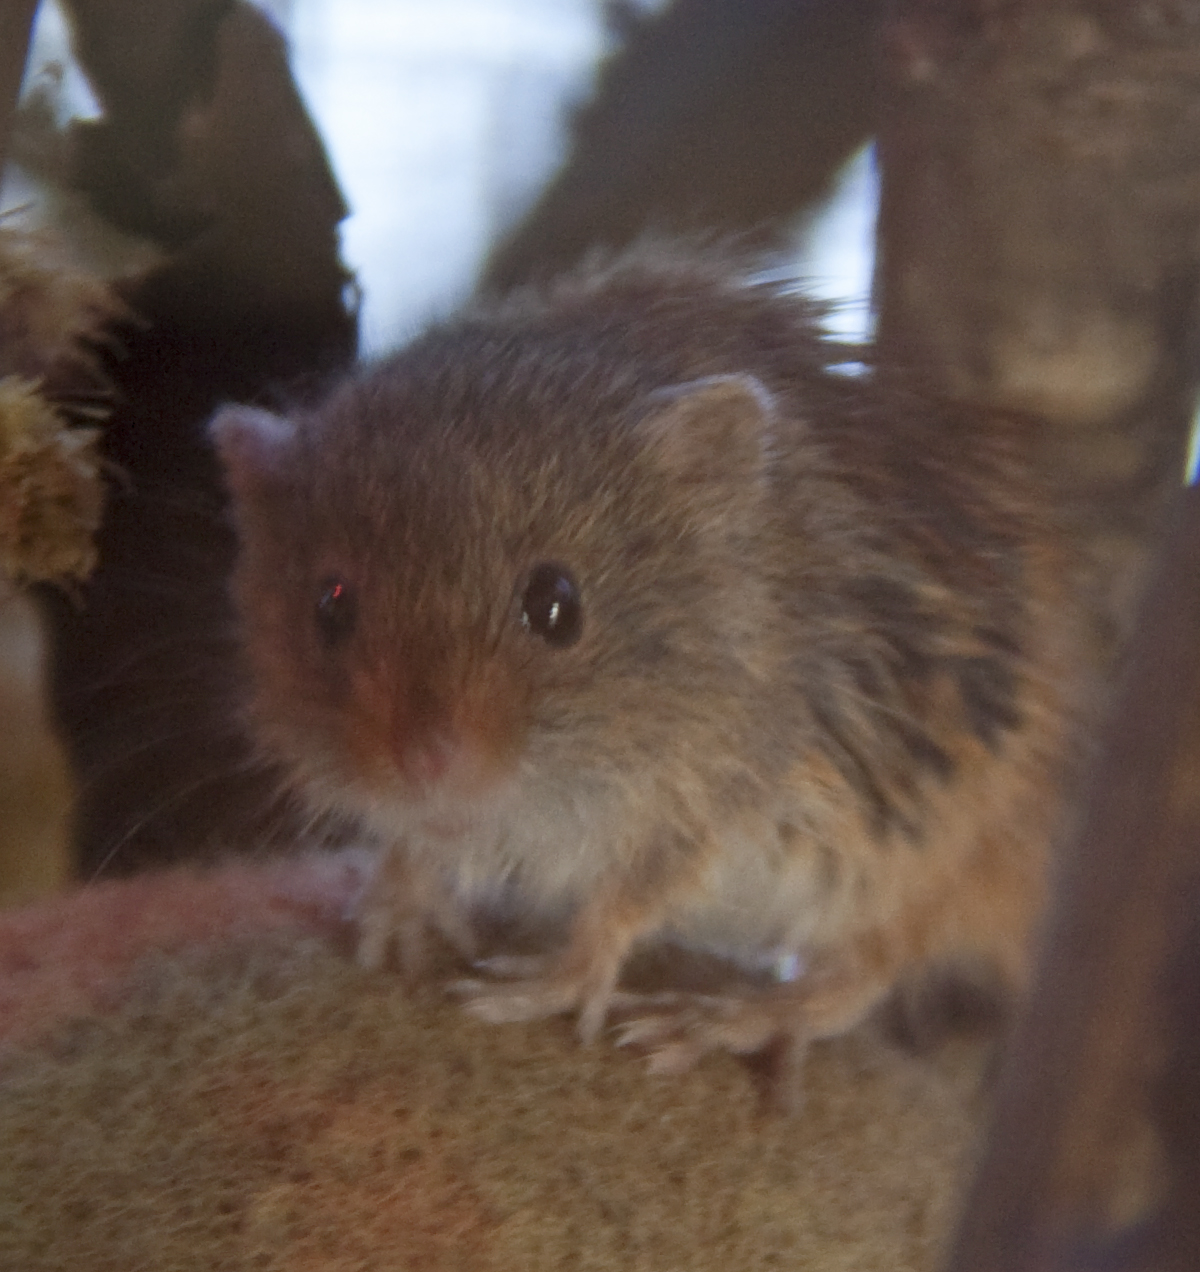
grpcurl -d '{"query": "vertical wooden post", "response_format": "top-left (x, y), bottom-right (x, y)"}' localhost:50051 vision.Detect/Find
top-left (944, 481), bottom-right (1200, 1272)
top-left (875, 1), bottom-right (1200, 621)
top-left (0, 0), bottom-right (38, 173)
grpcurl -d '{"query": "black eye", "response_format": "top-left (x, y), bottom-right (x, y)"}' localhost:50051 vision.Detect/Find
top-left (315, 576), bottom-right (357, 648)
top-left (520, 563), bottom-right (583, 649)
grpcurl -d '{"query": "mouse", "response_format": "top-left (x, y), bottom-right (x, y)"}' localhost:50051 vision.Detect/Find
top-left (209, 243), bottom-right (1093, 1083)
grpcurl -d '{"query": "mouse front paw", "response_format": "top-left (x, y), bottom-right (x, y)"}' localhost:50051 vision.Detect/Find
top-left (613, 966), bottom-right (887, 1082)
top-left (451, 951), bottom-right (619, 1044)
top-left (354, 848), bottom-right (477, 980)
top-left (355, 905), bottom-right (431, 979)
top-left (613, 991), bottom-right (791, 1073)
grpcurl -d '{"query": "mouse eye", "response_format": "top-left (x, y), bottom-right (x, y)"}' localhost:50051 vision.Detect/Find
top-left (315, 576), bottom-right (357, 648)
top-left (520, 563), bottom-right (583, 649)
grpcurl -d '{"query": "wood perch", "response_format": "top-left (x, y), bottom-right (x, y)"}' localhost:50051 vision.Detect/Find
top-left (0, 0), bottom-right (37, 172)
top-left (946, 480), bottom-right (1200, 1272)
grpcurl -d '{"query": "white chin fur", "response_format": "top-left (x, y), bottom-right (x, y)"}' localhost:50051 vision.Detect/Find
top-left (342, 772), bottom-right (619, 914)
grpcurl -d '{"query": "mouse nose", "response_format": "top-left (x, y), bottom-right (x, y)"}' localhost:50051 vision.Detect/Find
top-left (398, 730), bottom-right (459, 788)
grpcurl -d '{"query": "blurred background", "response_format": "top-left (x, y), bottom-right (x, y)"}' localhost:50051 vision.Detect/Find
top-left (0, 0), bottom-right (875, 902)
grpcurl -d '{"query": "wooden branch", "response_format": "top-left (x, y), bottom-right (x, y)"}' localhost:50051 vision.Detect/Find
top-left (944, 480), bottom-right (1200, 1272)
top-left (0, 0), bottom-right (39, 172)
top-left (876, 0), bottom-right (1200, 578)
top-left (483, 0), bottom-right (881, 289)
top-left (34, 0), bottom-right (357, 876)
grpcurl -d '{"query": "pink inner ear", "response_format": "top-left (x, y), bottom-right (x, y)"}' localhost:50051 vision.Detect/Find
top-left (209, 405), bottom-right (296, 496)
top-left (642, 374), bottom-right (773, 486)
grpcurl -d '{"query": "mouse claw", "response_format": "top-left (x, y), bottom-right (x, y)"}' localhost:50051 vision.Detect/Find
top-left (645, 1041), bottom-right (704, 1075)
top-left (613, 1015), bottom-right (675, 1049)
top-left (472, 954), bottom-right (547, 979)
top-left (450, 958), bottom-right (618, 1044)
top-left (355, 911), bottom-right (428, 981)
top-left (615, 1012), bottom-right (710, 1073)
top-left (576, 992), bottom-right (609, 1046)
top-left (454, 976), bottom-right (581, 1025)
top-left (446, 976), bottom-right (489, 999)
top-left (614, 1007), bottom-right (712, 1071)
top-left (612, 992), bottom-right (800, 1069)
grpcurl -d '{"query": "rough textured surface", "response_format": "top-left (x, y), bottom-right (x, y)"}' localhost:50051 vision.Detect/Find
top-left (0, 225), bottom-right (129, 900)
top-left (27, 0), bottom-right (358, 879)
top-left (0, 854), bottom-right (986, 1271)
top-left (0, 375), bottom-right (103, 585)
top-left (876, 0), bottom-right (1200, 633)
top-left (0, 584), bottom-right (70, 903)
top-left (0, 226), bottom-right (123, 587)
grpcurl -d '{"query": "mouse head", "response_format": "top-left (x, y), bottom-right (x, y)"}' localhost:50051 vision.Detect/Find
top-left (210, 345), bottom-right (782, 844)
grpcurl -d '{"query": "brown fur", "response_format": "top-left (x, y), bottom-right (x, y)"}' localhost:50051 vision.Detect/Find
top-left (210, 244), bottom-right (1093, 1086)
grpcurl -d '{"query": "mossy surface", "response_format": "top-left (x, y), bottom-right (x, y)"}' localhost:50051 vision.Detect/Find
top-left (0, 932), bottom-right (984, 1271)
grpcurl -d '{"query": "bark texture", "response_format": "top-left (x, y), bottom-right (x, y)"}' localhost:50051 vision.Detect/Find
top-left (31, 0), bottom-right (357, 875)
top-left (876, 0), bottom-right (1200, 616)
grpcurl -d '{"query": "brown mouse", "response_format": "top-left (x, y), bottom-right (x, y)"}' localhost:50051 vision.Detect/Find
top-left (210, 244), bottom-right (1092, 1079)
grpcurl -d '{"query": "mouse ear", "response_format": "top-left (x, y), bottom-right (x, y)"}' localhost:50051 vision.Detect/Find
top-left (209, 405), bottom-right (296, 500)
top-left (639, 374), bottom-right (773, 490)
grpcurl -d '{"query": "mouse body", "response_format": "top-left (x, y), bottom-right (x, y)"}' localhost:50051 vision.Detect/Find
top-left (211, 246), bottom-right (1089, 1072)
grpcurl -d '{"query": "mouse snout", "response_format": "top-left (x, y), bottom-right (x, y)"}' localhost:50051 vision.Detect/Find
top-left (349, 655), bottom-right (525, 800)
top-left (393, 720), bottom-right (515, 803)
top-left (398, 729), bottom-right (459, 788)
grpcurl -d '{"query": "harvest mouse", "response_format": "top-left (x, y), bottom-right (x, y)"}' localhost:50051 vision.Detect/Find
top-left (210, 245), bottom-right (1089, 1077)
